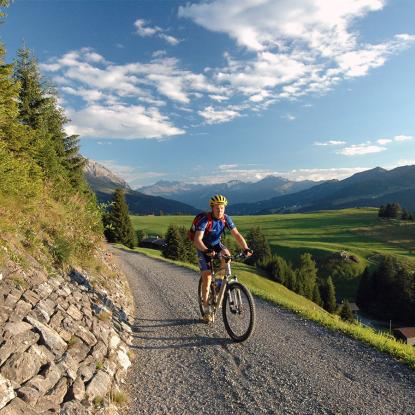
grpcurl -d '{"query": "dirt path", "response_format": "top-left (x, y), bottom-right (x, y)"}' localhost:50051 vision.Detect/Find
top-left (113, 247), bottom-right (415, 415)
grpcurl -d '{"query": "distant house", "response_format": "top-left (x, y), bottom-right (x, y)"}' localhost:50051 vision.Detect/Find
top-left (349, 303), bottom-right (360, 315)
top-left (337, 301), bottom-right (360, 316)
top-left (393, 327), bottom-right (415, 346)
top-left (140, 236), bottom-right (166, 250)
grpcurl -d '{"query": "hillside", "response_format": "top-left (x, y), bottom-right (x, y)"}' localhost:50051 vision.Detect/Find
top-left (95, 190), bottom-right (198, 215)
top-left (136, 176), bottom-right (322, 209)
top-left (130, 208), bottom-right (415, 299)
top-left (83, 160), bottom-right (198, 215)
top-left (0, 42), bottom-right (136, 413)
top-left (228, 165), bottom-right (415, 214)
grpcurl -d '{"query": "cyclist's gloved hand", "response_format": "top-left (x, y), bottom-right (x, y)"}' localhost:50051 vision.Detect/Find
top-left (243, 248), bottom-right (253, 257)
top-left (204, 248), bottom-right (215, 257)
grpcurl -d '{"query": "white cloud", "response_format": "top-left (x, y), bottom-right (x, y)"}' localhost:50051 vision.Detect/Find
top-left (39, 63), bottom-right (61, 72)
top-left (219, 164), bottom-right (239, 170)
top-left (335, 134), bottom-right (414, 156)
top-left (393, 159), bottom-right (415, 166)
top-left (179, 0), bottom-right (384, 53)
top-left (96, 159), bottom-right (166, 186)
top-left (335, 34), bottom-right (415, 78)
top-left (314, 140), bottom-right (347, 146)
top-left (159, 34), bottom-right (180, 46)
top-left (281, 113), bottom-right (296, 121)
top-left (339, 144), bottom-right (386, 156)
top-left (65, 104), bottom-right (185, 139)
top-left (188, 165), bottom-right (369, 184)
top-left (394, 134), bottom-right (413, 142)
top-left (81, 48), bottom-right (107, 64)
top-left (198, 106), bottom-right (242, 124)
top-left (134, 19), bottom-right (180, 45)
top-left (61, 86), bottom-right (104, 102)
top-left (284, 167), bottom-right (369, 182)
top-left (134, 19), bottom-right (161, 37)
top-left (179, 1), bottom-right (415, 104)
top-left (377, 138), bottom-right (392, 145)
top-left (41, 0), bottom-right (415, 135)
top-left (209, 94), bottom-right (229, 102)
top-left (41, 48), bottom-right (229, 138)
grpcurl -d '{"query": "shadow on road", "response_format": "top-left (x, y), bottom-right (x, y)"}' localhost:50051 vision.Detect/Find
top-left (131, 317), bottom-right (234, 350)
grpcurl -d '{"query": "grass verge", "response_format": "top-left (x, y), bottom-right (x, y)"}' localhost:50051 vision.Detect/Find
top-left (121, 244), bottom-right (415, 369)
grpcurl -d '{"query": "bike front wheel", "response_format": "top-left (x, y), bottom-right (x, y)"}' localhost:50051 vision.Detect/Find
top-left (222, 281), bottom-right (255, 342)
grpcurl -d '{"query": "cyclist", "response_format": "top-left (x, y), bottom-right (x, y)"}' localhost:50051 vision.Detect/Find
top-left (193, 194), bottom-right (252, 323)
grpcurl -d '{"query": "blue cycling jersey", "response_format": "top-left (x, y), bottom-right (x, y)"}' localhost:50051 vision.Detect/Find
top-left (196, 214), bottom-right (235, 247)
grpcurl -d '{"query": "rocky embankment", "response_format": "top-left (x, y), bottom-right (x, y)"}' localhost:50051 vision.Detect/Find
top-left (0, 249), bottom-right (134, 414)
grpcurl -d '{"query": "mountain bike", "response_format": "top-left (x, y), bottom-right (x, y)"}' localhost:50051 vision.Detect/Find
top-left (198, 252), bottom-right (256, 342)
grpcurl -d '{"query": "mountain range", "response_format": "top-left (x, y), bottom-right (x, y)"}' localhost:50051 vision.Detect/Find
top-left (83, 160), bottom-right (198, 215)
top-left (84, 160), bottom-right (415, 216)
top-left (136, 176), bottom-right (323, 210)
top-left (228, 165), bottom-right (415, 214)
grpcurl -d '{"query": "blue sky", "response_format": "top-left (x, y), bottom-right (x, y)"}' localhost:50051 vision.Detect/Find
top-left (2, 0), bottom-right (415, 187)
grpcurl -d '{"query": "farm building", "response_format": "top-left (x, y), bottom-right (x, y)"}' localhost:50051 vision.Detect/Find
top-left (140, 236), bottom-right (166, 250)
top-left (393, 327), bottom-right (415, 346)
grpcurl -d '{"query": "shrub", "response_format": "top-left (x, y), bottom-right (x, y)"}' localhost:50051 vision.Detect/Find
top-left (50, 235), bottom-right (72, 266)
top-left (93, 396), bottom-right (104, 408)
top-left (245, 226), bottom-right (271, 265)
top-left (321, 276), bottom-right (337, 313)
top-left (163, 224), bottom-right (183, 260)
top-left (339, 300), bottom-right (355, 323)
top-left (67, 336), bottom-right (79, 348)
top-left (110, 389), bottom-right (128, 406)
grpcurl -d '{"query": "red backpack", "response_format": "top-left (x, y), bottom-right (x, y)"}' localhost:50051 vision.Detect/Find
top-left (188, 212), bottom-right (227, 241)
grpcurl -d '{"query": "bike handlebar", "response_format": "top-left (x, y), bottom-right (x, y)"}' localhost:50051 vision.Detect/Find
top-left (214, 251), bottom-right (252, 261)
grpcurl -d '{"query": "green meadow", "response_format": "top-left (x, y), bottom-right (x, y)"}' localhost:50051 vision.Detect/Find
top-left (131, 208), bottom-right (415, 299)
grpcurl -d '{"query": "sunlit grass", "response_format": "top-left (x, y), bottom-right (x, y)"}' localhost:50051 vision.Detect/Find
top-left (130, 209), bottom-right (415, 259)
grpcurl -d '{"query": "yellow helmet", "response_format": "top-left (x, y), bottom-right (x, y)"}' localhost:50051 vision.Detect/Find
top-left (209, 194), bottom-right (228, 207)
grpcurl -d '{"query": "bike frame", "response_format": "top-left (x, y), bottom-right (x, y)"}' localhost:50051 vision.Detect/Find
top-left (208, 253), bottom-right (242, 316)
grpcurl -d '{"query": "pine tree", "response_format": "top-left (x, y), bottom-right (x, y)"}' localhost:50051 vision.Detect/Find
top-left (178, 226), bottom-right (196, 264)
top-left (378, 205), bottom-right (385, 218)
top-left (13, 46), bottom-right (86, 190)
top-left (312, 283), bottom-right (323, 307)
top-left (163, 224), bottom-right (183, 260)
top-left (0, 43), bottom-right (42, 198)
top-left (356, 267), bottom-right (372, 309)
top-left (390, 202), bottom-right (401, 218)
top-left (296, 253), bottom-right (318, 300)
top-left (268, 255), bottom-right (290, 284)
top-left (136, 229), bottom-right (146, 245)
top-left (0, 1), bottom-right (10, 20)
top-left (0, 44), bottom-right (31, 151)
top-left (104, 189), bottom-right (136, 248)
top-left (339, 300), bottom-right (355, 323)
top-left (285, 265), bottom-right (297, 292)
top-left (322, 276), bottom-right (337, 313)
top-left (384, 202), bottom-right (401, 219)
top-left (246, 226), bottom-right (271, 265)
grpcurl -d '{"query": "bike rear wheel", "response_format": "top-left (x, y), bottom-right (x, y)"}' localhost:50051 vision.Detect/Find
top-left (222, 281), bottom-right (255, 342)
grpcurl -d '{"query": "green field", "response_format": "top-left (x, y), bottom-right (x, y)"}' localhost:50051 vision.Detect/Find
top-left (131, 208), bottom-right (415, 299)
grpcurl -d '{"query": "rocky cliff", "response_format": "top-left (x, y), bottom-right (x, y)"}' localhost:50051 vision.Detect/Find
top-left (0, 245), bottom-right (135, 414)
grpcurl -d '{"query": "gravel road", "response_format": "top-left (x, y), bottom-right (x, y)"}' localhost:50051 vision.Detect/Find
top-left (113, 247), bottom-right (415, 415)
